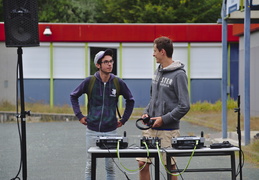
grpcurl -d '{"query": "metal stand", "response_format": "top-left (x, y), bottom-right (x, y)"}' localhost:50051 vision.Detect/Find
top-left (235, 95), bottom-right (243, 180)
top-left (17, 47), bottom-right (29, 180)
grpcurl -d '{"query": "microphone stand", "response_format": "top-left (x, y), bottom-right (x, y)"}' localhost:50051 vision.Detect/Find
top-left (18, 47), bottom-right (30, 180)
top-left (234, 95), bottom-right (242, 180)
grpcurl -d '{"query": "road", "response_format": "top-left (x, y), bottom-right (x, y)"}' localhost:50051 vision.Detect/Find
top-left (0, 119), bottom-right (258, 180)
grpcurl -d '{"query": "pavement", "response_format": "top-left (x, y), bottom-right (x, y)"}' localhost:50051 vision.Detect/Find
top-left (0, 119), bottom-right (258, 180)
top-left (210, 130), bottom-right (259, 147)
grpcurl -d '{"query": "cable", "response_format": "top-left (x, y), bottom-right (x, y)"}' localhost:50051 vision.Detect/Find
top-left (10, 114), bottom-right (22, 180)
top-left (103, 143), bottom-right (131, 180)
top-left (150, 162), bottom-right (167, 180)
top-left (10, 56), bottom-right (22, 180)
top-left (235, 147), bottom-right (245, 178)
top-left (166, 153), bottom-right (184, 180)
top-left (116, 140), bottom-right (149, 174)
top-left (156, 140), bottom-right (198, 176)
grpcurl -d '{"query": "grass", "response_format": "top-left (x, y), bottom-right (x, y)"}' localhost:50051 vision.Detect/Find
top-left (184, 99), bottom-right (259, 167)
top-left (1, 99), bottom-right (258, 166)
top-left (185, 100), bottom-right (259, 132)
top-left (0, 101), bottom-right (74, 114)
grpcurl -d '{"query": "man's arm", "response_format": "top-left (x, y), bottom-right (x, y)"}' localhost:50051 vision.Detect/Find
top-left (118, 80), bottom-right (135, 124)
top-left (162, 73), bottom-right (190, 125)
top-left (70, 78), bottom-right (89, 121)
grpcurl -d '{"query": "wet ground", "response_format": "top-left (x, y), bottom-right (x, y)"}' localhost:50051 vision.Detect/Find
top-left (0, 120), bottom-right (258, 180)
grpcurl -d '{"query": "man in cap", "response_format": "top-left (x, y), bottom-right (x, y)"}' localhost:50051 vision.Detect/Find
top-left (70, 49), bottom-right (135, 180)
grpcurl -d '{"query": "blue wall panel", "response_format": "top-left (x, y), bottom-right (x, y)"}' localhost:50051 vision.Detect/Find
top-left (54, 79), bottom-right (151, 108)
top-left (54, 79), bottom-right (85, 106)
top-left (24, 79), bottom-right (50, 104)
top-left (24, 79), bottom-right (223, 107)
top-left (123, 79), bottom-right (151, 108)
top-left (191, 79), bottom-right (221, 103)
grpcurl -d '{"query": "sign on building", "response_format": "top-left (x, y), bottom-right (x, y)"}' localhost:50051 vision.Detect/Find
top-left (226, 0), bottom-right (240, 15)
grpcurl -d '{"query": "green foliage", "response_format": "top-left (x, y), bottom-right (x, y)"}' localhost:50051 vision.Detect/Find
top-left (190, 99), bottom-right (237, 112)
top-left (250, 140), bottom-right (259, 152)
top-left (0, 0), bottom-right (222, 23)
top-left (38, 0), bottom-right (88, 23)
top-left (95, 0), bottom-right (222, 23)
top-left (24, 102), bottom-right (74, 114)
top-left (0, 101), bottom-right (16, 111)
top-left (0, 0), bottom-right (3, 22)
top-left (243, 140), bottom-right (259, 166)
top-left (0, 101), bottom-right (74, 114)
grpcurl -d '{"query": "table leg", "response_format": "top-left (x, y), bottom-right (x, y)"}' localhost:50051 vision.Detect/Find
top-left (154, 155), bottom-right (160, 180)
top-left (166, 155), bottom-right (171, 180)
top-left (91, 153), bottom-right (96, 180)
top-left (230, 152), bottom-right (237, 180)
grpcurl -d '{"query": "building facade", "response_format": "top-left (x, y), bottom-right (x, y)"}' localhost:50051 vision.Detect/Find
top-left (0, 23), bottom-right (239, 108)
top-left (233, 24), bottom-right (259, 116)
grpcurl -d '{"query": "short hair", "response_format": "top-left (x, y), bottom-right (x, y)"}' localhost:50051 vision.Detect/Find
top-left (154, 36), bottom-right (173, 58)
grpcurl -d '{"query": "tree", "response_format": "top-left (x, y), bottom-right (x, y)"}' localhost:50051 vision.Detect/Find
top-left (0, 0), bottom-right (223, 23)
top-left (0, 0), bottom-right (4, 22)
top-left (38, 0), bottom-right (88, 23)
top-left (0, 0), bottom-right (95, 23)
top-left (95, 0), bottom-right (222, 23)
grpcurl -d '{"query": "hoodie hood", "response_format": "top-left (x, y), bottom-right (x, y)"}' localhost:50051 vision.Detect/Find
top-left (145, 59), bottom-right (190, 130)
top-left (159, 60), bottom-right (185, 72)
top-left (94, 71), bottom-right (116, 82)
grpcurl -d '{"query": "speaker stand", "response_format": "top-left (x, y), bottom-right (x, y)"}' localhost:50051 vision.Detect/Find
top-left (235, 95), bottom-right (243, 180)
top-left (18, 47), bottom-right (29, 180)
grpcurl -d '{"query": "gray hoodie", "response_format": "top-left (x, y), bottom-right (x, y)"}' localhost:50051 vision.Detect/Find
top-left (144, 60), bottom-right (190, 130)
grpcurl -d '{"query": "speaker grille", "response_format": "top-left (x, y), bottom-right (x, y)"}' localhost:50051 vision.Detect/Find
top-left (3, 0), bottom-right (39, 47)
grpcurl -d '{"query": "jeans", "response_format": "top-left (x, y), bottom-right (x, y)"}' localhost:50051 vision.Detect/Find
top-left (85, 128), bottom-right (117, 180)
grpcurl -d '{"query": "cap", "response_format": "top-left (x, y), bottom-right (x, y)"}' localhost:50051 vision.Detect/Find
top-left (94, 49), bottom-right (113, 65)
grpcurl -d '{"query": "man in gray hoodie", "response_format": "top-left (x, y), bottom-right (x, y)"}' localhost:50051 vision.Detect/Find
top-left (137, 36), bottom-right (190, 180)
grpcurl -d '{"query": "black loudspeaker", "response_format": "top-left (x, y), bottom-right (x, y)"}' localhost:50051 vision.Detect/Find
top-left (3, 0), bottom-right (39, 47)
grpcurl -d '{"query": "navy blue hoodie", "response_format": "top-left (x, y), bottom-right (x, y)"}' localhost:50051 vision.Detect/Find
top-left (70, 72), bottom-right (134, 132)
